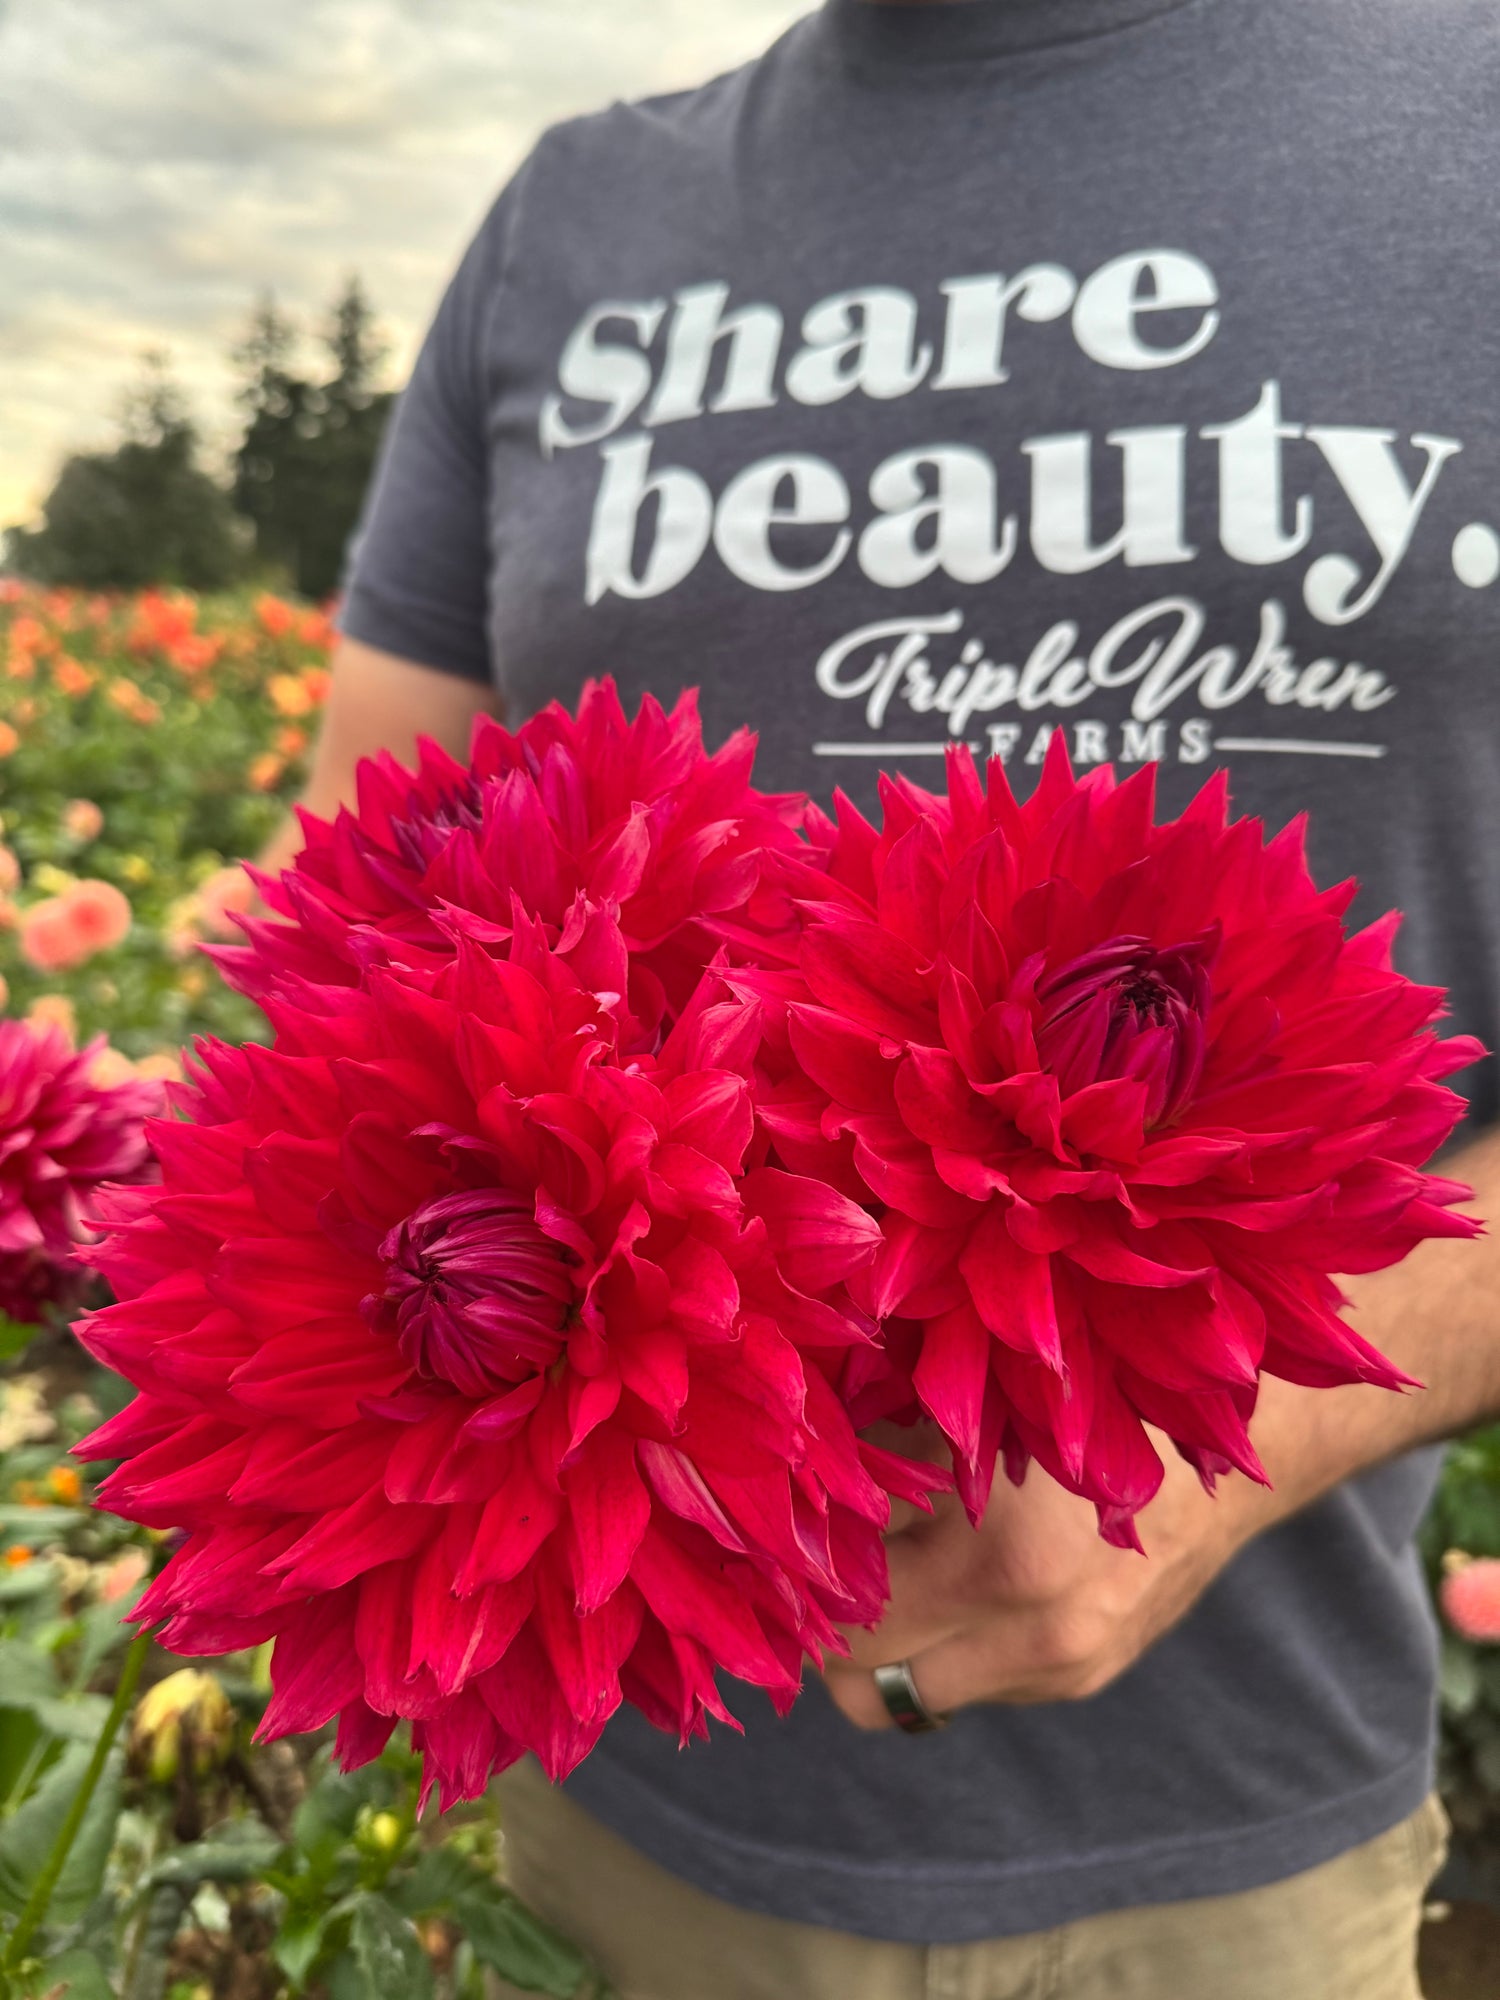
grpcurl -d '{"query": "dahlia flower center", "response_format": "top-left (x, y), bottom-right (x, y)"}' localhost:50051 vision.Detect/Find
top-left (367, 1188), bottom-right (575, 1397)
top-left (1034, 934), bottom-right (1214, 1126)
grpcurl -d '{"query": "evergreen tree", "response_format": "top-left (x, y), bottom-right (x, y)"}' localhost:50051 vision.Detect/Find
top-left (231, 277), bottom-right (395, 599)
top-left (4, 354), bottom-right (246, 590)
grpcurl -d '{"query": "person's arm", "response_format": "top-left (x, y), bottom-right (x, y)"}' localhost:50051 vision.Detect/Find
top-left (825, 1123), bottom-right (1500, 1728)
top-left (256, 637), bottom-right (498, 876)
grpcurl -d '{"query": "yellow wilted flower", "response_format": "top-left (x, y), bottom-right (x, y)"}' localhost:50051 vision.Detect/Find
top-left (130, 1669), bottom-right (235, 1784)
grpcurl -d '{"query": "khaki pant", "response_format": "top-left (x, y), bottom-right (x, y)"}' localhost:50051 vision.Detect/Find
top-left (493, 1761), bottom-right (1449, 2000)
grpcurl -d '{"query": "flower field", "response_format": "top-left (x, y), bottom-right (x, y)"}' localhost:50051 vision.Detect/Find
top-left (0, 580), bottom-right (1495, 1997)
top-left (0, 585), bottom-right (602, 2000)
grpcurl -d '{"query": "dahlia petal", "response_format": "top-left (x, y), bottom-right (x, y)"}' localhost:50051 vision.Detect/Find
top-left (567, 1430), bottom-right (650, 1612)
top-left (959, 1206), bottom-right (1063, 1369)
top-left (740, 1168), bottom-right (882, 1291)
top-left (913, 1303), bottom-right (991, 1469)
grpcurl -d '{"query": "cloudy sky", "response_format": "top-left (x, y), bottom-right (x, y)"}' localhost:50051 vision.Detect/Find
top-left (0, 0), bottom-right (810, 528)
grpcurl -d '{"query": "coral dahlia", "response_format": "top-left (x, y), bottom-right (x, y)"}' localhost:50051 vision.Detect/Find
top-left (1442, 1557), bottom-right (1500, 1645)
top-left (78, 913), bottom-right (933, 1806)
top-left (227, 679), bottom-right (808, 1049)
top-left (744, 740), bottom-right (1483, 1543)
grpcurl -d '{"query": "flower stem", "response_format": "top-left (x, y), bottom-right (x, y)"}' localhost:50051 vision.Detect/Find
top-left (1, 1625), bottom-right (151, 1973)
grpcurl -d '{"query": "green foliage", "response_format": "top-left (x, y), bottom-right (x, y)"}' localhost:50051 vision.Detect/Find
top-left (1423, 1423), bottom-right (1500, 1863)
top-left (0, 1359), bottom-right (607, 1998)
top-left (4, 361), bottom-right (247, 595)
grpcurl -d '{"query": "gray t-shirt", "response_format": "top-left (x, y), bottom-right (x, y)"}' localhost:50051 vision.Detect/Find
top-left (341, 0), bottom-right (1500, 1942)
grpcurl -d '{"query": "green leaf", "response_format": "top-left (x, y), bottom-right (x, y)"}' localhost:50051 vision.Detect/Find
top-left (273, 1905), bottom-right (331, 1990)
top-left (454, 1888), bottom-right (586, 1999)
top-left (71, 1589), bottom-right (145, 1689)
top-left (0, 1642), bottom-right (59, 1709)
top-left (0, 1566), bottom-right (57, 1607)
top-left (0, 1314), bottom-right (38, 1363)
top-left (386, 1845), bottom-right (484, 1917)
top-left (348, 1894), bottom-right (433, 2000)
top-left (26, 1698), bottom-right (110, 1745)
top-left (17, 1947), bottom-right (112, 2000)
top-left (0, 1741), bottom-right (122, 1924)
top-left (0, 1509), bottom-right (85, 1536)
top-left (147, 1824), bottom-right (285, 1888)
top-left (1439, 1634), bottom-right (1482, 1717)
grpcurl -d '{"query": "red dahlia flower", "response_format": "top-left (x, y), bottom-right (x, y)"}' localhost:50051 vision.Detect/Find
top-left (745, 741), bottom-right (1482, 1544)
top-left (227, 679), bottom-right (807, 1048)
top-left (78, 915), bottom-right (934, 1806)
top-left (0, 1020), bottom-right (159, 1323)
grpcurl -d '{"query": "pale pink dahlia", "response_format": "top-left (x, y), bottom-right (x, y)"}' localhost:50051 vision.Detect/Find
top-left (226, 679), bottom-right (808, 1048)
top-left (0, 1019), bottom-right (160, 1322)
top-left (744, 741), bottom-right (1483, 1543)
top-left (78, 916), bottom-right (934, 1806)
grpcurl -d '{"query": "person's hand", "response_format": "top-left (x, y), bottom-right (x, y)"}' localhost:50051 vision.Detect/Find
top-left (823, 1415), bottom-right (1278, 1729)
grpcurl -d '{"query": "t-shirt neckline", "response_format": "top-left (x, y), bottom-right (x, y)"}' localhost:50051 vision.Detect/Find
top-left (818, 0), bottom-right (1206, 67)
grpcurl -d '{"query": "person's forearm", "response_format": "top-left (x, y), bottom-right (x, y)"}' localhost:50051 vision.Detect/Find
top-left (1226, 1124), bottom-right (1500, 1542)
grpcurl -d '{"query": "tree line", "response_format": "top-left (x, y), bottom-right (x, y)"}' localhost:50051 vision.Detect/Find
top-left (4, 277), bottom-right (395, 602)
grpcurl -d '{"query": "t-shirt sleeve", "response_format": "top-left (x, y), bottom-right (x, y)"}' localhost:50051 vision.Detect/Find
top-left (338, 190), bottom-right (517, 684)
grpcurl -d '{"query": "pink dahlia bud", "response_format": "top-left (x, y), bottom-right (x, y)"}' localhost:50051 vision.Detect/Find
top-left (369, 1189), bottom-right (574, 1398)
top-left (1442, 1556), bottom-right (1500, 1645)
top-left (1035, 933), bottom-right (1215, 1126)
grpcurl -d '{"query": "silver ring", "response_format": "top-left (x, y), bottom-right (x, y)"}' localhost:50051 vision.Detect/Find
top-left (872, 1659), bottom-right (948, 1734)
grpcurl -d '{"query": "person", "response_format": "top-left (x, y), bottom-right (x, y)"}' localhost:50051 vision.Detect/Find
top-left (276, 2), bottom-right (1500, 1992)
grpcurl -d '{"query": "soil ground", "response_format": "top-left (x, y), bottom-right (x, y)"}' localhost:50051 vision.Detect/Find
top-left (1421, 1902), bottom-right (1500, 1998)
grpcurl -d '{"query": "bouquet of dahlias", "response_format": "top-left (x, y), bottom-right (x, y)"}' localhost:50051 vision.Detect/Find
top-left (78, 685), bottom-right (1482, 1805)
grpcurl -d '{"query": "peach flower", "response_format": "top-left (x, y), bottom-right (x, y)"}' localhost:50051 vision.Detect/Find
top-left (196, 863), bottom-right (255, 941)
top-left (26, 994), bottom-right (77, 1044)
top-left (0, 845), bottom-right (21, 894)
top-left (62, 799), bottom-right (104, 842)
top-left (248, 752), bottom-right (285, 793)
top-left (19, 881), bottom-right (131, 972)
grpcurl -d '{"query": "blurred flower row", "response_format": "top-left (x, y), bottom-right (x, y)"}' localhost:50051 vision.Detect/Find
top-left (0, 582), bottom-right (327, 1062)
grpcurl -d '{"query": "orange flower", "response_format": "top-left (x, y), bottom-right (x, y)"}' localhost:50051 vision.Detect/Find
top-left (267, 672), bottom-right (313, 717)
top-left (62, 799), bottom-right (104, 842)
top-left (11, 700), bottom-right (36, 727)
top-left (5, 650), bottom-right (35, 682)
top-left (53, 655), bottom-right (97, 698)
top-left (108, 679), bottom-right (161, 726)
top-left (256, 594), bottom-right (296, 638)
top-left (248, 752), bottom-right (285, 792)
top-left (297, 608), bottom-right (334, 650)
top-left (276, 725), bottom-right (309, 757)
top-left (0, 723), bottom-right (20, 758)
top-left (3, 1546), bottom-right (33, 1569)
top-left (300, 665), bottom-right (333, 708)
top-left (7, 616), bottom-right (45, 654)
top-left (46, 1465), bottom-right (82, 1504)
top-left (127, 589), bottom-right (196, 657)
top-left (168, 633), bottom-right (222, 676)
